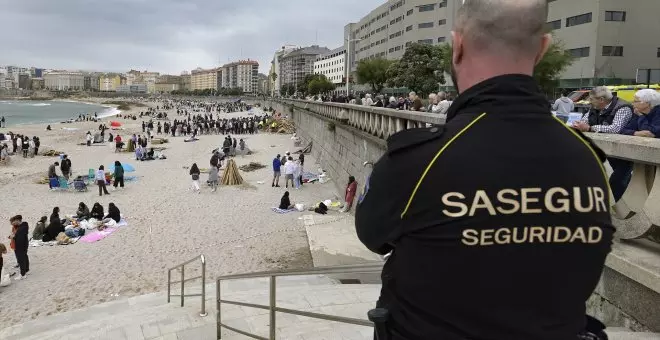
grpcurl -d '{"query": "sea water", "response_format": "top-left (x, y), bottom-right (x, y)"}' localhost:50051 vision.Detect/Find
top-left (0, 100), bottom-right (119, 127)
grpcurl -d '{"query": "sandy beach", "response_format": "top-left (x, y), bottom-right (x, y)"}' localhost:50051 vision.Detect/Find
top-left (0, 99), bottom-right (341, 328)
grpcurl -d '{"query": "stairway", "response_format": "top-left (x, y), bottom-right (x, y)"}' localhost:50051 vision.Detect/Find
top-left (0, 275), bottom-right (657, 340)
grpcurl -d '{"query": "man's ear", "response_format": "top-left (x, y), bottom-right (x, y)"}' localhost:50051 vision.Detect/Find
top-left (450, 31), bottom-right (464, 65)
top-left (534, 33), bottom-right (552, 65)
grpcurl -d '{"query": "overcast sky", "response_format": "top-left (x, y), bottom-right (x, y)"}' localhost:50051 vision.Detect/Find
top-left (0, 0), bottom-right (384, 75)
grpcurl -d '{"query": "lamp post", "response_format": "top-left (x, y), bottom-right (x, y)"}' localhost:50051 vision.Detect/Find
top-left (345, 37), bottom-right (362, 96)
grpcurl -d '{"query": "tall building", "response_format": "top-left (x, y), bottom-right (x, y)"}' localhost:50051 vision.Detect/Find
top-left (44, 71), bottom-right (85, 91)
top-left (155, 75), bottom-right (183, 93)
top-left (278, 45), bottom-right (331, 90)
top-left (18, 74), bottom-right (31, 90)
top-left (221, 60), bottom-right (259, 94)
top-left (547, 0), bottom-right (660, 88)
top-left (180, 71), bottom-right (192, 91)
top-left (126, 70), bottom-right (160, 93)
top-left (257, 73), bottom-right (270, 94)
top-left (190, 67), bottom-right (221, 91)
top-left (313, 47), bottom-right (346, 85)
top-left (270, 45), bottom-right (298, 96)
top-left (84, 74), bottom-right (100, 91)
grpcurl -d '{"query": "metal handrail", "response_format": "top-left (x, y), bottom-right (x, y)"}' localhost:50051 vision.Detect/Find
top-left (167, 254), bottom-right (207, 317)
top-left (215, 262), bottom-right (384, 340)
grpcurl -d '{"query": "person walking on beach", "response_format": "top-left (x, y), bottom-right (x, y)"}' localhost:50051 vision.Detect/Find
top-left (114, 135), bottom-right (123, 153)
top-left (189, 163), bottom-right (201, 194)
top-left (86, 131), bottom-right (92, 146)
top-left (272, 154), bottom-right (281, 187)
top-left (208, 166), bottom-right (219, 192)
top-left (9, 215), bottom-right (29, 280)
top-left (33, 136), bottom-right (40, 156)
top-left (60, 155), bottom-right (72, 181)
top-left (96, 165), bottom-right (110, 196)
top-left (112, 161), bottom-right (125, 190)
top-left (1, 116), bottom-right (5, 128)
top-left (48, 161), bottom-right (59, 189)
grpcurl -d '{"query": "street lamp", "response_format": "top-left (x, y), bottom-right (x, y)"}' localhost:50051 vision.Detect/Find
top-left (345, 37), bottom-right (362, 96)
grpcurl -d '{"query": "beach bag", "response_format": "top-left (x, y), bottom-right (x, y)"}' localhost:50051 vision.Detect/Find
top-left (0, 273), bottom-right (11, 287)
top-left (56, 232), bottom-right (71, 245)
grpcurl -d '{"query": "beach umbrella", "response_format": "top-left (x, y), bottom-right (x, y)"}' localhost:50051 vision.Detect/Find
top-left (110, 121), bottom-right (122, 127)
top-left (108, 163), bottom-right (135, 173)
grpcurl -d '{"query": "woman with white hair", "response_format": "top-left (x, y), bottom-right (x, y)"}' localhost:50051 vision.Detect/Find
top-left (609, 89), bottom-right (660, 201)
top-left (621, 89), bottom-right (660, 138)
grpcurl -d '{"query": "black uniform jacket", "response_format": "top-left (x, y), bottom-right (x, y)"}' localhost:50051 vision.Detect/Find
top-left (355, 74), bottom-right (615, 340)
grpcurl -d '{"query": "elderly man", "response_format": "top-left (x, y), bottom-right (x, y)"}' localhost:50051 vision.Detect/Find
top-left (609, 89), bottom-right (660, 201)
top-left (573, 86), bottom-right (633, 134)
top-left (356, 0), bottom-right (613, 339)
top-left (435, 91), bottom-right (451, 115)
top-left (408, 91), bottom-right (423, 111)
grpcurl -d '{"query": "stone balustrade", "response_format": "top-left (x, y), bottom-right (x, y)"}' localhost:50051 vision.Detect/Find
top-left (268, 98), bottom-right (659, 243)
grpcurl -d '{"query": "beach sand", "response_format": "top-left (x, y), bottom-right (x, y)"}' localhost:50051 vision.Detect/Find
top-left (0, 100), bottom-right (341, 328)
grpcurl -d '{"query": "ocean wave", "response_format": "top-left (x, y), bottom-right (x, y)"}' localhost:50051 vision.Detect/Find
top-left (31, 103), bottom-right (51, 107)
top-left (97, 107), bottom-right (121, 118)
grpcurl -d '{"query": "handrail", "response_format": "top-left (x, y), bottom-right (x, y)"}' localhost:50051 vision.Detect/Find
top-left (215, 262), bottom-right (384, 340)
top-left (167, 254), bottom-right (207, 317)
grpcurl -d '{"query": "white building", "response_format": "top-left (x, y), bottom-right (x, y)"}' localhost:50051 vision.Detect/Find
top-left (270, 46), bottom-right (298, 96)
top-left (314, 47), bottom-right (346, 85)
top-left (44, 71), bottom-right (85, 91)
top-left (220, 60), bottom-right (260, 94)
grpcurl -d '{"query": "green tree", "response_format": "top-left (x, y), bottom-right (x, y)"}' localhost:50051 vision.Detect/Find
top-left (270, 72), bottom-right (278, 82)
top-left (308, 75), bottom-right (335, 95)
top-left (281, 84), bottom-right (296, 96)
top-left (386, 43), bottom-right (446, 96)
top-left (356, 58), bottom-right (393, 93)
top-left (437, 41), bottom-right (573, 94)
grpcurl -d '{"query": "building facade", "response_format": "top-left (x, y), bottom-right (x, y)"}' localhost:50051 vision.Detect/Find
top-left (99, 73), bottom-right (125, 91)
top-left (44, 71), bottom-right (85, 91)
top-left (270, 45), bottom-right (298, 96)
top-left (18, 74), bottom-right (31, 90)
top-left (547, 0), bottom-right (660, 88)
top-left (84, 74), bottom-right (100, 91)
top-left (117, 84), bottom-right (147, 93)
top-left (190, 67), bottom-right (220, 91)
top-left (221, 60), bottom-right (259, 94)
top-left (313, 47), bottom-right (346, 84)
top-left (278, 45), bottom-right (331, 90)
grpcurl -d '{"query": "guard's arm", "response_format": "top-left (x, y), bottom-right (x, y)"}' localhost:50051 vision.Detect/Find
top-left (355, 154), bottom-right (407, 255)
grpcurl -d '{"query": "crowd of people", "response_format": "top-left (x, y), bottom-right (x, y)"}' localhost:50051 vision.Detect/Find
top-left (0, 133), bottom-right (41, 159)
top-left (303, 91), bottom-right (454, 115)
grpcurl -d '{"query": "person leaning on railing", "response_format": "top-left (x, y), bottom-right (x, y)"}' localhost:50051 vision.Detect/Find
top-left (355, 0), bottom-right (613, 339)
top-left (609, 89), bottom-right (660, 201)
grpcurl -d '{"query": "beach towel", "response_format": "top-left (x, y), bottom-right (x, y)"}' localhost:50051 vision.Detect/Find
top-left (29, 237), bottom-right (80, 247)
top-left (271, 207), bottom-right (297, 214)
top-left (79, 227), bottom-right (117, 243)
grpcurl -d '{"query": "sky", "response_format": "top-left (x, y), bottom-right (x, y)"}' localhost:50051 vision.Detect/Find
top-left (0, 0), bottom-right (385, 75)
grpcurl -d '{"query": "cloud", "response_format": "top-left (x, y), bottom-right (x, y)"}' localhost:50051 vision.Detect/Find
top-left (0, 0), bottom-right (383, 74)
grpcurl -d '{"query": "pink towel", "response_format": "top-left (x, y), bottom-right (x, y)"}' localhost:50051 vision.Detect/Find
top-left (79, 227), bottom-right (117, 243)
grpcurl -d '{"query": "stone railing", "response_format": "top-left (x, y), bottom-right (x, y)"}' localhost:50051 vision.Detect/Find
top-left (267, 98), bottom-right (659, 243)
top-left (271, 98), bottom-right (445, 139)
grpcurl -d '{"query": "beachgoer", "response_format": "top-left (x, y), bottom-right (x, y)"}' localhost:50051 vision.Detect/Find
top-left (48, 161), bottom-right (60, 189)
top-left (208, 166), bottom-right (219, 192)
top-left (284, 156), bottom-right (296, 188)
top-left (293, 159), bottom-right (302, 189)
top-left (76, 202), bottom-right (91, 220)
top-left (91, 203), bottom-right (104, 220)
top-left (112, 161), bottom-right (125, 190)
top-left (60, 155), bottom-right (72, 181)
top-left (43, 207), bottom-right (64, 243)
top-left (104, 203), bottom-right (121, 223)
top-left (9, 215), bottom-right (29, 279)
top-left (86, 131), bottom-right (92, 146)
top-left (32, 216), bottom-right (47, 240)
top-left (272, 154), bottom-right (281, 187)
top-left (114, 135), bottom-right (123, 152)
top-left (279, 191), bottom-right (294, 210)
top-left (344, 176), bottom-right (358, 212)
top-left (0, 243), bottom-right (7, 283)
top-left (96, 165), bottom-right (110, 196)
top-left (189, 163), bottom-right (201, 193)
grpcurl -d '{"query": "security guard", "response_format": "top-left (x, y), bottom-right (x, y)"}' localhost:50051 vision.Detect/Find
top-left (355, 1), bottom-right (614, 339)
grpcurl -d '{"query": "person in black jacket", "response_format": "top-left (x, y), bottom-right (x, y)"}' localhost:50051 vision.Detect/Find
top-left (60, 155), bottom-right (72, 181)
top-left (355, 1), bottom-right (613, 340)
top-left (10, 215), bottom-right (29, 279)
top-left (104, 203), bottom-right (121, 223)
top-left (91, 203), bottom-right (104, 220)
top-left (43, 207), bottom-right (64, 242)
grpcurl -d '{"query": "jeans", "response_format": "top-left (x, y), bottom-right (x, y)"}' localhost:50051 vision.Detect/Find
top-left (608, 158), bottom-right (633, 202)
top-left (98, 180), bottom-right (110, 196)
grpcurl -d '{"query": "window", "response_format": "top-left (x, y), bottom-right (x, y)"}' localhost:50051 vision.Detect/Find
top-left (438, 19), bottom-right (446, 25)
top-left (395, 46), bottom-right (401, 51)
top-left (566, 13), bottom-right (592, 27)
top-left (439, 0), bottom-right (447, 8)
top-left (407, 9), bottom-right (413, 16)
top-left (602, 46), bottom-right (623, 56)
top-left (567, 47), bottom-right (590, 58)
top-left (418, 39), bottom-right (433, 45)
top-left (418, 22), bottom-right (434, 29)
top-left (605, 11), bottom-right (626, 22)
top-left (389, 48), bottom-right (395, 53)
top-left (406, 25), bottom-right (413, 31)
top-left (438, 37), bottom-right (446, 43)
top-left (546, 20), bottom-right (561, 30)
top-left (395, 16), bottom-right (402, 23)
top-left (390, 19), bottom-right (396, 25)
top-left (419, 4), bottom-right (435, 12)
top-left (657, 47), bottom-right (660, 58)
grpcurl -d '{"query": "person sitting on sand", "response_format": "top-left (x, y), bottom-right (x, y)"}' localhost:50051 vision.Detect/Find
top-left (43, 207), bottom-right (64, 242)
top-left (279, 191), bottom-right (294, 210)
top-left (90, 203), bottom-right (104, 220)
top-left (32, 216), bottom-right (47, 241)
top-left (103, 203), bottom-right (121, 223)
top-left (76, 202), bottom-right (91, 220)
top-left (146, 148), bottom-right (155, 160)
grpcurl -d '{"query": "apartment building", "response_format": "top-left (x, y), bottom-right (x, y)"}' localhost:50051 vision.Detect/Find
top-left (547, 0), bottom-right (660, 88)
top-left (190, 67), bottom-right (220, 91)
top-left (313, 47), bottom-right (346, 84)
top-left (345, 0), bottom-right (461, 72)
top-left (84, 74), bottom-right (100, 91)
top-left (270, 45), bottom-right (298, 96)
top-left (221, 60), bottom-right (259, 94)
top-left (99, 73), bottom-right (125, 91)
top-left (44, 71), bottom-right (85, 91)
top-left (279, 45), bottom-right (331, 89)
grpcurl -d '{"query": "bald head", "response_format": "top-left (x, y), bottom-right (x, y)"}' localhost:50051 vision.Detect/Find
top-left (455, 0), bottom-right (548, 56)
